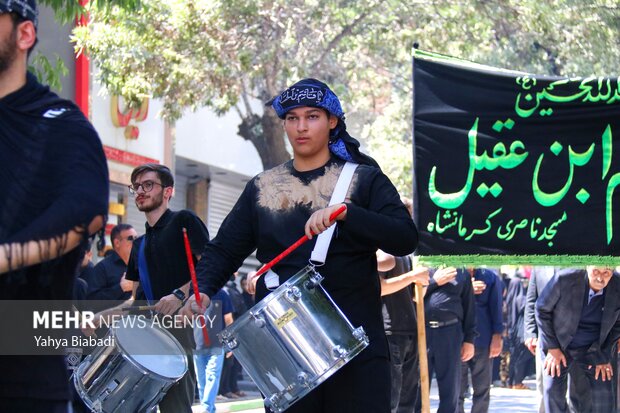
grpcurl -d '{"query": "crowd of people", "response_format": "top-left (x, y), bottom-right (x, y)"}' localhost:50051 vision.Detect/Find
top-left (1, 2), bottom-right (620, 413)
top-left (379, 261), bottom-right (620, 413)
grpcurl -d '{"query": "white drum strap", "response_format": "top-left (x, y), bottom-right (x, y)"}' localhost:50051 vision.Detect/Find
top-left (310, 162), bottom-right (358, 265)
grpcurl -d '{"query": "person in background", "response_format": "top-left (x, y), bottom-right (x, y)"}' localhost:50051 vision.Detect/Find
top-left (73, 241), bottom-right (94, 301)
top-left (377, 196), bottom-right (429, 413)
top-left (524, 266), bottom-right (556, 411)
top-left (416, 267), bottom-right (477, 413)
top-left (239, 273), bottom-right (255, 310)
top-left (536, 266), bottom-right (620, 413)
top-left (219, 273), bottom-right (247, 399)
top-left (378, 249), bottom-right (429, 413)
top-left (194, 288), bottom-right (234, 413)
top-left (459, 268), bottom-right (503, 413)
top-left (83, 223), bottom-right (136, 311)
top-left (506, 267), bottom-right (534, 390)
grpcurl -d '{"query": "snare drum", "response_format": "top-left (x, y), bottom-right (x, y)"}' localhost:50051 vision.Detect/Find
top-left (218, 265), bottom-right (369, 412)
top-left (74, 318), bottom-right (188, 413)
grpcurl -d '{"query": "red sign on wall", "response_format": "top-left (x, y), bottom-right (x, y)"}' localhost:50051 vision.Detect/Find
top-left (103, 146), bottom-right (159, 167)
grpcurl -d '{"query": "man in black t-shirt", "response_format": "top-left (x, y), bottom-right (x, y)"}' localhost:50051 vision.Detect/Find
top-left (184, 78), bottom-right (419, 412)
top-left (0, 2), bottom-right (109, 411)
top-left (124, 163), bottom-right (209, 413)
top-left (377, 197), bottom-right (430, 413)
top-left (378, 252), bottom-right (429, 413)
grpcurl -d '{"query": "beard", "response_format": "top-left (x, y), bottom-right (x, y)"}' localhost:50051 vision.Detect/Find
top-left (0, 28), bottom-right (17, 76)
top-left (136, 191), bottom-right (164, 213)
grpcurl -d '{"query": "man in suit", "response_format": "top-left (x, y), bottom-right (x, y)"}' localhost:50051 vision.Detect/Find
top-left (536, 266), bottom-right (620, 413)
top-left (459, 268), bottom-right (503, 413)
top-left (524, 266), bottom-right (556, 412)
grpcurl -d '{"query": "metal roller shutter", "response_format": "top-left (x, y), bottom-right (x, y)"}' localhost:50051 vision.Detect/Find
top-left (207, 180), bottom-right (260, 276)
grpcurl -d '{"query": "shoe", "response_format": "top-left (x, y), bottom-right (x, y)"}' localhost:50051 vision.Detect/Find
top-left (216, 394), bottom-right (228, 401)
top-left (224, 392), bottom-right (240, 399)
top-left (511, 383), bottom-right (529, 390)
top-left (233, 390), bottom-right (247, 397)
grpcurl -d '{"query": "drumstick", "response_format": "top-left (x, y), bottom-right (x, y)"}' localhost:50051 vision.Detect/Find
top-left (72, 305), bottom-right (97, 339)
top-left (182, 227), bottom-right (210, 346)
top-left (251, 204), bottom-right (347, 282)
top-left (120, 305), bottom-right (156, 312)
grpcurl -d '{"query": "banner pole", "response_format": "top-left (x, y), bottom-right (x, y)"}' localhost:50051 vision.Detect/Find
top-left (411, 42), bottom-right (419, 228)
top-left (415, 283), bottom-right (430, 413)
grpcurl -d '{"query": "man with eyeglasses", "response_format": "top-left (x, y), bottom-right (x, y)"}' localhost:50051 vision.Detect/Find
top-left (125, 163), bottom-right (209, 413)
top-left (0, 1), bottom-right (108, 412)
top-left (82, 223), bottom-right (137, 311)
top-left (536, 266), bottom-right (620, 413)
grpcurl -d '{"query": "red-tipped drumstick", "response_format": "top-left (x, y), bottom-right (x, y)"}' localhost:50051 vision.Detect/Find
top-left (182, 227), bottom-right (210, 346)
top-left (251, 204), bottom-right (347, 281)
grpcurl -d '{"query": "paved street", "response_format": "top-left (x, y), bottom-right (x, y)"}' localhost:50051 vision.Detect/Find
top-left (192, 379), bottom-right (540, 412)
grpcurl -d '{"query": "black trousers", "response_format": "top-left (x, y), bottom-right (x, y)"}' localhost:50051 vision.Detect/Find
top-left (159, 355), bottom-right (196, 413)
top-left (460, 347), bottom-right (492, 413)
top-left (220, 354), bottom-right (241, 394)
top-left (387, 334), bottom-right (419, 413)
top-left (267, 355), bottom-right (391, 413)
top-left (509, 342), bottom-right (533, 386)
top-left (416, 323), bottom-right (464, 413)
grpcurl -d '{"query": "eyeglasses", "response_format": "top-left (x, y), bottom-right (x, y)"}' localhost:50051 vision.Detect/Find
top-left (124, 235), bottom-right (136, 242)
top-left (128, 180), bottom-right (164, 195)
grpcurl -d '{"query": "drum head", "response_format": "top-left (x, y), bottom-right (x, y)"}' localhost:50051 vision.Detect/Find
top-left (115, 323), bottom-right (187, 379)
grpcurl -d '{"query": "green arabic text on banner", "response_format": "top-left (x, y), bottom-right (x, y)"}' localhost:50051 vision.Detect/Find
top-left (413, 50), bottom-right (620, 266)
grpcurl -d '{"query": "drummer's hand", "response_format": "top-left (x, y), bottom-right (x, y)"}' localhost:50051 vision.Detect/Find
top-left (81, 312), bottom-right (103, 337)
top-left (154, 293), bottom-right (184, 315)
top-left (247, 273), bottom-right (259, 295)
top-left (180, 293), bottom-right (210, 318)
top-left (226, 351), bottom-right (233, 359)
top-left (304, 203), bottom-right (347, 239)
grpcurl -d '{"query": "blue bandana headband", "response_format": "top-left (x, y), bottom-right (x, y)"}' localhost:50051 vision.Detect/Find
top-left (271, 85), bottom-right (344, 120)
top-left (267, 78), bottom-right (379, 168)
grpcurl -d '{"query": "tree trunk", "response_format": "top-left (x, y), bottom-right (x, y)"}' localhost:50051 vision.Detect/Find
top-left (238, 110), bottom-right (290, 170)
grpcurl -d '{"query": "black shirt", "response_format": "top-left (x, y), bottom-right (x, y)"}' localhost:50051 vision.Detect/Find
top-left (196, 157), bottom-right (419, 360)
top-left (84, 250), bottom-right (131, 309)
top-left (424, 268), bottom-right (477, 344)
top-left (126, 209), bottom-right (209, 300)
top-left (381, 256), bottom-right (417, 335)
top-left (126, 209), bottom-right (209, 349)
top-left (0, 73), bottom-right (109, 401)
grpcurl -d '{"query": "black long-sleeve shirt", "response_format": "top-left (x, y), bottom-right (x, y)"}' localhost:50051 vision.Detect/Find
top-left (424, 268), bottom-right (477, 344)
top-left (196, 157), bottom-right (418, 359)
top-left (0, 73), bottom-right (109, 401)
top-left (86, 251), bottom-right (130, 300)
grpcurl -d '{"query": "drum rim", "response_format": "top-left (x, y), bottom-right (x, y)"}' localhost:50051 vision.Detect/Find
top-left (251, 331), bottom-right (369, 412)
top-left (73, 352), bottom-right (177, 412)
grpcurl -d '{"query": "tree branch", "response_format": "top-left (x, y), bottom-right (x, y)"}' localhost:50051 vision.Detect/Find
top-left (309, 10), bottom-right (371, 72)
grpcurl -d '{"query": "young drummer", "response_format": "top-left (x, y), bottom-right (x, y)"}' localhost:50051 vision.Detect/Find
top-left (184, 78), bottom-right (418, 412)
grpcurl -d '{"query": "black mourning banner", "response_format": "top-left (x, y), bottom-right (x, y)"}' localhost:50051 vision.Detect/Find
top-left (413, 50), bottom-right (620, 266)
